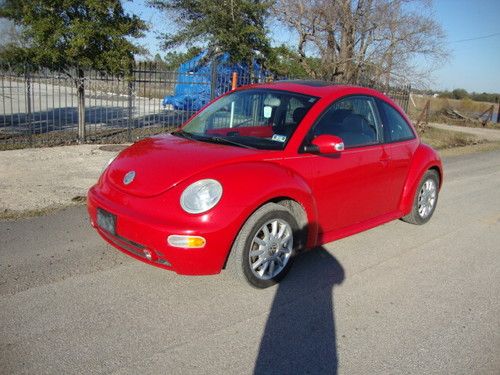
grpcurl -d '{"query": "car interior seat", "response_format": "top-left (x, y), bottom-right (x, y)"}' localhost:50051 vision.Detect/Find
top-left (313, 108), bottom-right (352, 136)
top-left (338, 114), bottom-right (376, 147)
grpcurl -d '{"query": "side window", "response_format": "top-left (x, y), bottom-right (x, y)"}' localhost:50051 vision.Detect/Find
top-left (378, 100), bottom-right (415, 142)
top-left (208, 92), bottom-right (278, 129)
top-left (312, 96), bottom-right (380, 148)
top-left (274, 96), bottom-right (316, 136)
top-left (284, 97), bottom-right (308, 125)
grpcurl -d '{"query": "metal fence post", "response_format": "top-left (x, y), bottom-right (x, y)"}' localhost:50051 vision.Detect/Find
top-left (77, 68), bottom-right (86, 142)
top-left (210, 59), bottom-right (217, 100)
top-left (127, 78), bottom-right (134, 142)
top-left (405, 84), bottom-right (411, 113)
top-left (25, 70), bottom-right (33, 146)
top-left (496, 99), bottom-right (500, 124)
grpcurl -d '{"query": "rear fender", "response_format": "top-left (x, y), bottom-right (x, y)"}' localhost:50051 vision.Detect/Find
top-left (399, 143), bottom-right (443, 215)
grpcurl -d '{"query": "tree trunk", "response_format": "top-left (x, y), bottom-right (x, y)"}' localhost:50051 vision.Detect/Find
top-left (339, 0), bottom-right (355, 83)
top-left (77, 68), bottom-right (85, 142)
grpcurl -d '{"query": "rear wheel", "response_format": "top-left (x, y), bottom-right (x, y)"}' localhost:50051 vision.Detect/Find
top-left (228, 203), bottom-right (299, 288)
top-left (402, 169), bottom-right (439, 225)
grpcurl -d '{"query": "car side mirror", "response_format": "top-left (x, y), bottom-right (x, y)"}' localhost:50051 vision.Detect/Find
top-left (304, 135), bottom-right (345, 154)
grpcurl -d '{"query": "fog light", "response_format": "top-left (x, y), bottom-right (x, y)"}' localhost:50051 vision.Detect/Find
top-left (167, 235), bottom-right (206, 248)
top-left (143, 248), bottom-right (153, 260)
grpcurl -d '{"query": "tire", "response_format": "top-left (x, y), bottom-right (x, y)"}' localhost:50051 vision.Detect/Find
top-left (227, 203), bottom-right (299, 288)
top-left (402, 169), bottom-right (440, 225)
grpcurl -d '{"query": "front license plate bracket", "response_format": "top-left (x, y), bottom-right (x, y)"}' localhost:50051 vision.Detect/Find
top-left (97, 208), bottom-right (116, 235)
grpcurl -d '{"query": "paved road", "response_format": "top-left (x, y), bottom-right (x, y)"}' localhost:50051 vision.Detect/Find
top-left (1, 150), bottom-right (499, 374)
top-left (430, 122), bottom-right (500, 141)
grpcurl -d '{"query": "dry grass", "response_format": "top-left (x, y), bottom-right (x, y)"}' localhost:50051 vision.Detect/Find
top-left (409, 95), bottom-right (498, 128)
top-left (409, 95), bottom-right (494, 117)
top-left (418, 126), bottom-right (481, 150)
top-left (438, 141), bottom-right (500, 157)
top-left (417, 126), bottom-right (500, 156)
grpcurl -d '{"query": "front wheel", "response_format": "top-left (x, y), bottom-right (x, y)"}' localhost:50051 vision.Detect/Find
top-left (402, 169), bottom-right (440, 225)
top-left (228, 203), bottom-right (299, 288)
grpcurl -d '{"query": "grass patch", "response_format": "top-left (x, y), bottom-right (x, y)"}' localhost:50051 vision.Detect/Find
top-left (419, 126), bottom-right (481, 150)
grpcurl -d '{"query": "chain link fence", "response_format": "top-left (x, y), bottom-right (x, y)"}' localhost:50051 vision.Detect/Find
top-left (0, 62), bottom-right (410, 149)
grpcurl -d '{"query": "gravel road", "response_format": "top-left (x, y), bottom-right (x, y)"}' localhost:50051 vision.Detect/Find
top-left (1, 150), bottom-right (499, 374)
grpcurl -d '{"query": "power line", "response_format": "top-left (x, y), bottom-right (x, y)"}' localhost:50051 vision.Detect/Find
top-left (450, 32), bottom-right (500, 43)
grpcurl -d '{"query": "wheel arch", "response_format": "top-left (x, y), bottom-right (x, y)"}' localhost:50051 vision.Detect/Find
top-left (222, 195), bottom-right (318, 270)
top-left (399, 143), bottom-right (443, 215)
top-left (429, 165), bottom-right (442, 188)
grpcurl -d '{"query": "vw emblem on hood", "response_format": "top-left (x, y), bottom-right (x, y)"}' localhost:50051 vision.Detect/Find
top-left (123, 171), bottom-right (136, 185)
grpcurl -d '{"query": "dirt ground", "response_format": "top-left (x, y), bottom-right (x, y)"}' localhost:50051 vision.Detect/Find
top-left (0, 144), bottom-right (125, 217)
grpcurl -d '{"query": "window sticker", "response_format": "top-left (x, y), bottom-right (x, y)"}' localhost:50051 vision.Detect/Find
top-left (263, 106), bottom-right (273, 119)
top-left (272, 134), bottom-right (287, 143)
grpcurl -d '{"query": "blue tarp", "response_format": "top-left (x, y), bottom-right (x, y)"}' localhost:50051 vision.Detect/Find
top-left (162, 52), bottom-right (265, 111)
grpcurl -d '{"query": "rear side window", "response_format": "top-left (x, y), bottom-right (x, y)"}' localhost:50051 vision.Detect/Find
top-left (378, 100), bottom-right (415, 142)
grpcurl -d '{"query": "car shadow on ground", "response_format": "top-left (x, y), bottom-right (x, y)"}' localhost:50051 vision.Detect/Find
top-left (254, 246), bottom-right (345, 374)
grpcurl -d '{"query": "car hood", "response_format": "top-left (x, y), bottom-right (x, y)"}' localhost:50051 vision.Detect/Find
top-left (106, 134), bottom-right (261, 197)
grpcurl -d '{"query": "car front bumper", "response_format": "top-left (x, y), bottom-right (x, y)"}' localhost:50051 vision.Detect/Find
top-left (87, 184), bottom-right (243, 275)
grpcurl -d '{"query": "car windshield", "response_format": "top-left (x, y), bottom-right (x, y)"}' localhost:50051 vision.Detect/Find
top-left (177, 89), bottom-right (318, 150)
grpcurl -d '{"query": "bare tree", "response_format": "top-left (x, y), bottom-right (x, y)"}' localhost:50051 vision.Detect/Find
top-left (273, 0), bottom-right (447, 86)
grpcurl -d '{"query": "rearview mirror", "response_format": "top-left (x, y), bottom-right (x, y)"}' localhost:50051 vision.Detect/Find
top-left (304, 135), bottom-right (345, 154)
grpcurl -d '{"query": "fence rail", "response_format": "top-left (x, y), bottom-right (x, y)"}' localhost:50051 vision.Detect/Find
top-left (0, 63), bottom-right (410, 149)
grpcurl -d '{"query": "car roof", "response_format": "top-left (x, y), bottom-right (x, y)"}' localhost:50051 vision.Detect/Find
top-left (237, 80), bottom-right (384, 99)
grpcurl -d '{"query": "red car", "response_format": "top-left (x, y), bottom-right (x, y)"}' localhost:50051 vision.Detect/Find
top-left (88, 81), bottom-right (442, 288)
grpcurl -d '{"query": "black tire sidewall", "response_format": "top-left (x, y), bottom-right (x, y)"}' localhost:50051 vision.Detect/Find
top-left (240, 208), bottom-right (299, 289)
top-left (412, 170), bottom-right (439, 225)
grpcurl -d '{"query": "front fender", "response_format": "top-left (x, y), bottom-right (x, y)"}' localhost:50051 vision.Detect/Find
top-left (399, 143), bottom-right (443, 215)
top-left (186, 161), bottom-right (320, 248)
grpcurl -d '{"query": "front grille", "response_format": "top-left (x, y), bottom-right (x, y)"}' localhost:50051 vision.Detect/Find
top-left (100, 229), bottom-right (172, 267)
top-left (100, 229), bottom-right (146, 258)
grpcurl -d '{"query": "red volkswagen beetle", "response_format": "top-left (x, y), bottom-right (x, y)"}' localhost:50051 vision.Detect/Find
top-left (88, 81), bottom-right (442, 288)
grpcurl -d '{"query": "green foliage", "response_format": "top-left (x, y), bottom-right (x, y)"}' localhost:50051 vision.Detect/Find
top-left (150, 0), bottom-right (271, 65)
top-left (163, 47), bottom-right (203, 70)
top-left (470, 92), bottom-right (500, 104)
top-left (266, 45), bottom-right (313, 78)
top-left (0, 0), bottom-right (147, 75)
top-left (437, 89), bottom-right (500, 103)
top-left (140, 48), bottom-right (203, 70)
top-left (451, 88), bottom-right (469, 100)
top-left (436, 89), bottom-right (499, 103)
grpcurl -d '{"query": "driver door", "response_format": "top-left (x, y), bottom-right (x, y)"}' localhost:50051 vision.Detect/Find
top-left (305, 95), bottom-right (394, 233)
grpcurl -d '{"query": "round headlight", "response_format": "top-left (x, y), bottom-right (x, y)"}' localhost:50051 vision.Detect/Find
top-left (180, 179), bottom-right (223, 214)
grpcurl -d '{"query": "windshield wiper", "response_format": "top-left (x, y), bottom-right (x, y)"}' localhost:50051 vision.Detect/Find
top-left (173, 130), bottom-right (256, 149)
top-left (172, 129), bottom-right (196, 140)
top-left (205, 136), bottom-right (257, 149)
